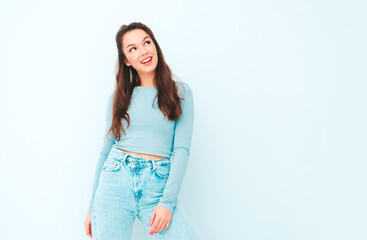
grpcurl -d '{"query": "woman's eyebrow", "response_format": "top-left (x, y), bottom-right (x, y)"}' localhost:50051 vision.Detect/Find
top-left (126, 36), bottom-right (150, 49)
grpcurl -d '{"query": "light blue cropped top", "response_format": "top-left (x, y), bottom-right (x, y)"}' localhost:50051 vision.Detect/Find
top-left (87, 81), bottom-right (194, 213)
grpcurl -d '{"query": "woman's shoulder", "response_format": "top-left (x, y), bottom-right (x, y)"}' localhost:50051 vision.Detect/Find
top-left (174, 80), bottom-right (192, 98)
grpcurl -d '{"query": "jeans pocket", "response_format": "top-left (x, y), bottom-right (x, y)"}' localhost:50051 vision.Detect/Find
top-left (154, 163), bottom-right (170, 179)
top-left (102, 157), bottom-right (121, 172)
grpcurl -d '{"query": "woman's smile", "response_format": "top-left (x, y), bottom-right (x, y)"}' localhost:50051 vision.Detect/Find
top-left (141, 56), bottom-right (153, 65)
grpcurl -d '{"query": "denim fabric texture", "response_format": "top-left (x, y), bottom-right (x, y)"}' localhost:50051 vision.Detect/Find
top-left (91, 145), bottom-right (201, 239)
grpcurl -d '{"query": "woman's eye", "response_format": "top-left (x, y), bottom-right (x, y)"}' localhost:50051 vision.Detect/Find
top-left (129, 41), bottom-right (150, 52)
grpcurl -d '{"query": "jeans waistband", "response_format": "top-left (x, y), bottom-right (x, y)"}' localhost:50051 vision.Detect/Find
top-left (110, 145), bottom-right (171, 171)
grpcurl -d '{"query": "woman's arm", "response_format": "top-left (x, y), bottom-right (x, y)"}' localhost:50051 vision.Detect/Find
top-left (157, 82), bottom-right (194, 212)
top-left (87, 91), bottom-right (115, 213)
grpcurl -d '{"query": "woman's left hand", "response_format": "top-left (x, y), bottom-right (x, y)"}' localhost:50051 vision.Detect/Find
top-left (148, 204), bottom-right (173, 235)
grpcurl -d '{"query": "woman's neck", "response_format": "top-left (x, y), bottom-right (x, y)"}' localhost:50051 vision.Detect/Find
top-left (138, 72), bottom-right (155, 87)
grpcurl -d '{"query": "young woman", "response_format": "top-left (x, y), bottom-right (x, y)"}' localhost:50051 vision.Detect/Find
top-left (84, 22), bottom-right (201, 239)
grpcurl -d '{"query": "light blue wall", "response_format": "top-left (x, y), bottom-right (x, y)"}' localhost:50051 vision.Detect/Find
top-left (0, 0), bottom-right (365, 239)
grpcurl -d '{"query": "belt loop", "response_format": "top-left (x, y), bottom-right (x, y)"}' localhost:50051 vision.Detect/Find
top-left (150, 159), bottom-right (157, 171)
top-left (122, 152), bottom-right (128, 164)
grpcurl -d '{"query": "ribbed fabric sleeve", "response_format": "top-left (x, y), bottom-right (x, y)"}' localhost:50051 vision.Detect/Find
top-left (87, 91), bottom-right (115, 213)
top-left (157, 83), bottom-right (194, 212)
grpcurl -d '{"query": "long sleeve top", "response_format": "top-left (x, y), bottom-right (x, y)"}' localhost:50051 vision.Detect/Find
top-left (87, 81), bottom-right (194, 213)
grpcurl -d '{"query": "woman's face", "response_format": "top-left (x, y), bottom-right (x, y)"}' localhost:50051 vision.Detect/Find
top-left (122, 29), bottom-right (158, 77)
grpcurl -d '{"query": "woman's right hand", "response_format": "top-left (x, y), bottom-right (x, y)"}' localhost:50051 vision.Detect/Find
top-left (84, 212), bottom-right (93, 238)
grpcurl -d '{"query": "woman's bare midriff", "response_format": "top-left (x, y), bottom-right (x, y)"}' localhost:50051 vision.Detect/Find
top-left (115, 147), bottom-right (166, 160)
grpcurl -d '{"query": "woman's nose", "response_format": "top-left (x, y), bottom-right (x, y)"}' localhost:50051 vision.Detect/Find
top-left (140, 47), bottom-right (150, 56)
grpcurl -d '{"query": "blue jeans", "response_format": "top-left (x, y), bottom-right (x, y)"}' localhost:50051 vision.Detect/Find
top-left (91, 145), bottom-right (201, 239)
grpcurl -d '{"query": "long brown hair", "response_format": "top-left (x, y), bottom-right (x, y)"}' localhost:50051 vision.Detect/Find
top-left (106, 22), bottom-right (186, 141)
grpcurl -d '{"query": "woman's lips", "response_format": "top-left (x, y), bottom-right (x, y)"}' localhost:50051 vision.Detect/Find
top-left (141, 56), bottom-right (152, 65)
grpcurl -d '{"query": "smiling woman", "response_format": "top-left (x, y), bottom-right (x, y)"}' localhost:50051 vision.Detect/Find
top-left (83, 22), bottom-right (202, 240)
top-left (123, 30), bottom-right (159, 82)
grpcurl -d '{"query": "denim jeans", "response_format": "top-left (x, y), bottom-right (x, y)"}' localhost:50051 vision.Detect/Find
top-left (91, 145), bottom-right (201, 239)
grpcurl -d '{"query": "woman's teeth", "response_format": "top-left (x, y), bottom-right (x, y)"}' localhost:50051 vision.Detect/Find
top-left (141, 57), bottom-right (152, 64)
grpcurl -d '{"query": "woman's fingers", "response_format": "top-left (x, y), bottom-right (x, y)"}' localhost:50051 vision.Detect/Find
top-left (87, 222), bottom-right (93, 238)
top-left (163, 221), bottom-right (169, 230)
top-left (149, 205), bottom-right (173, 234)
top-left (151, 219), bottom-right (170, 234)
top-left (84, 213), bottom-right (93, 238)
top-left (149, 218), bottom-right (162, 235)
top-left (149, 210), bottom-right (156, 226)
top-left (156, 220), bottom-right (165, 233)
